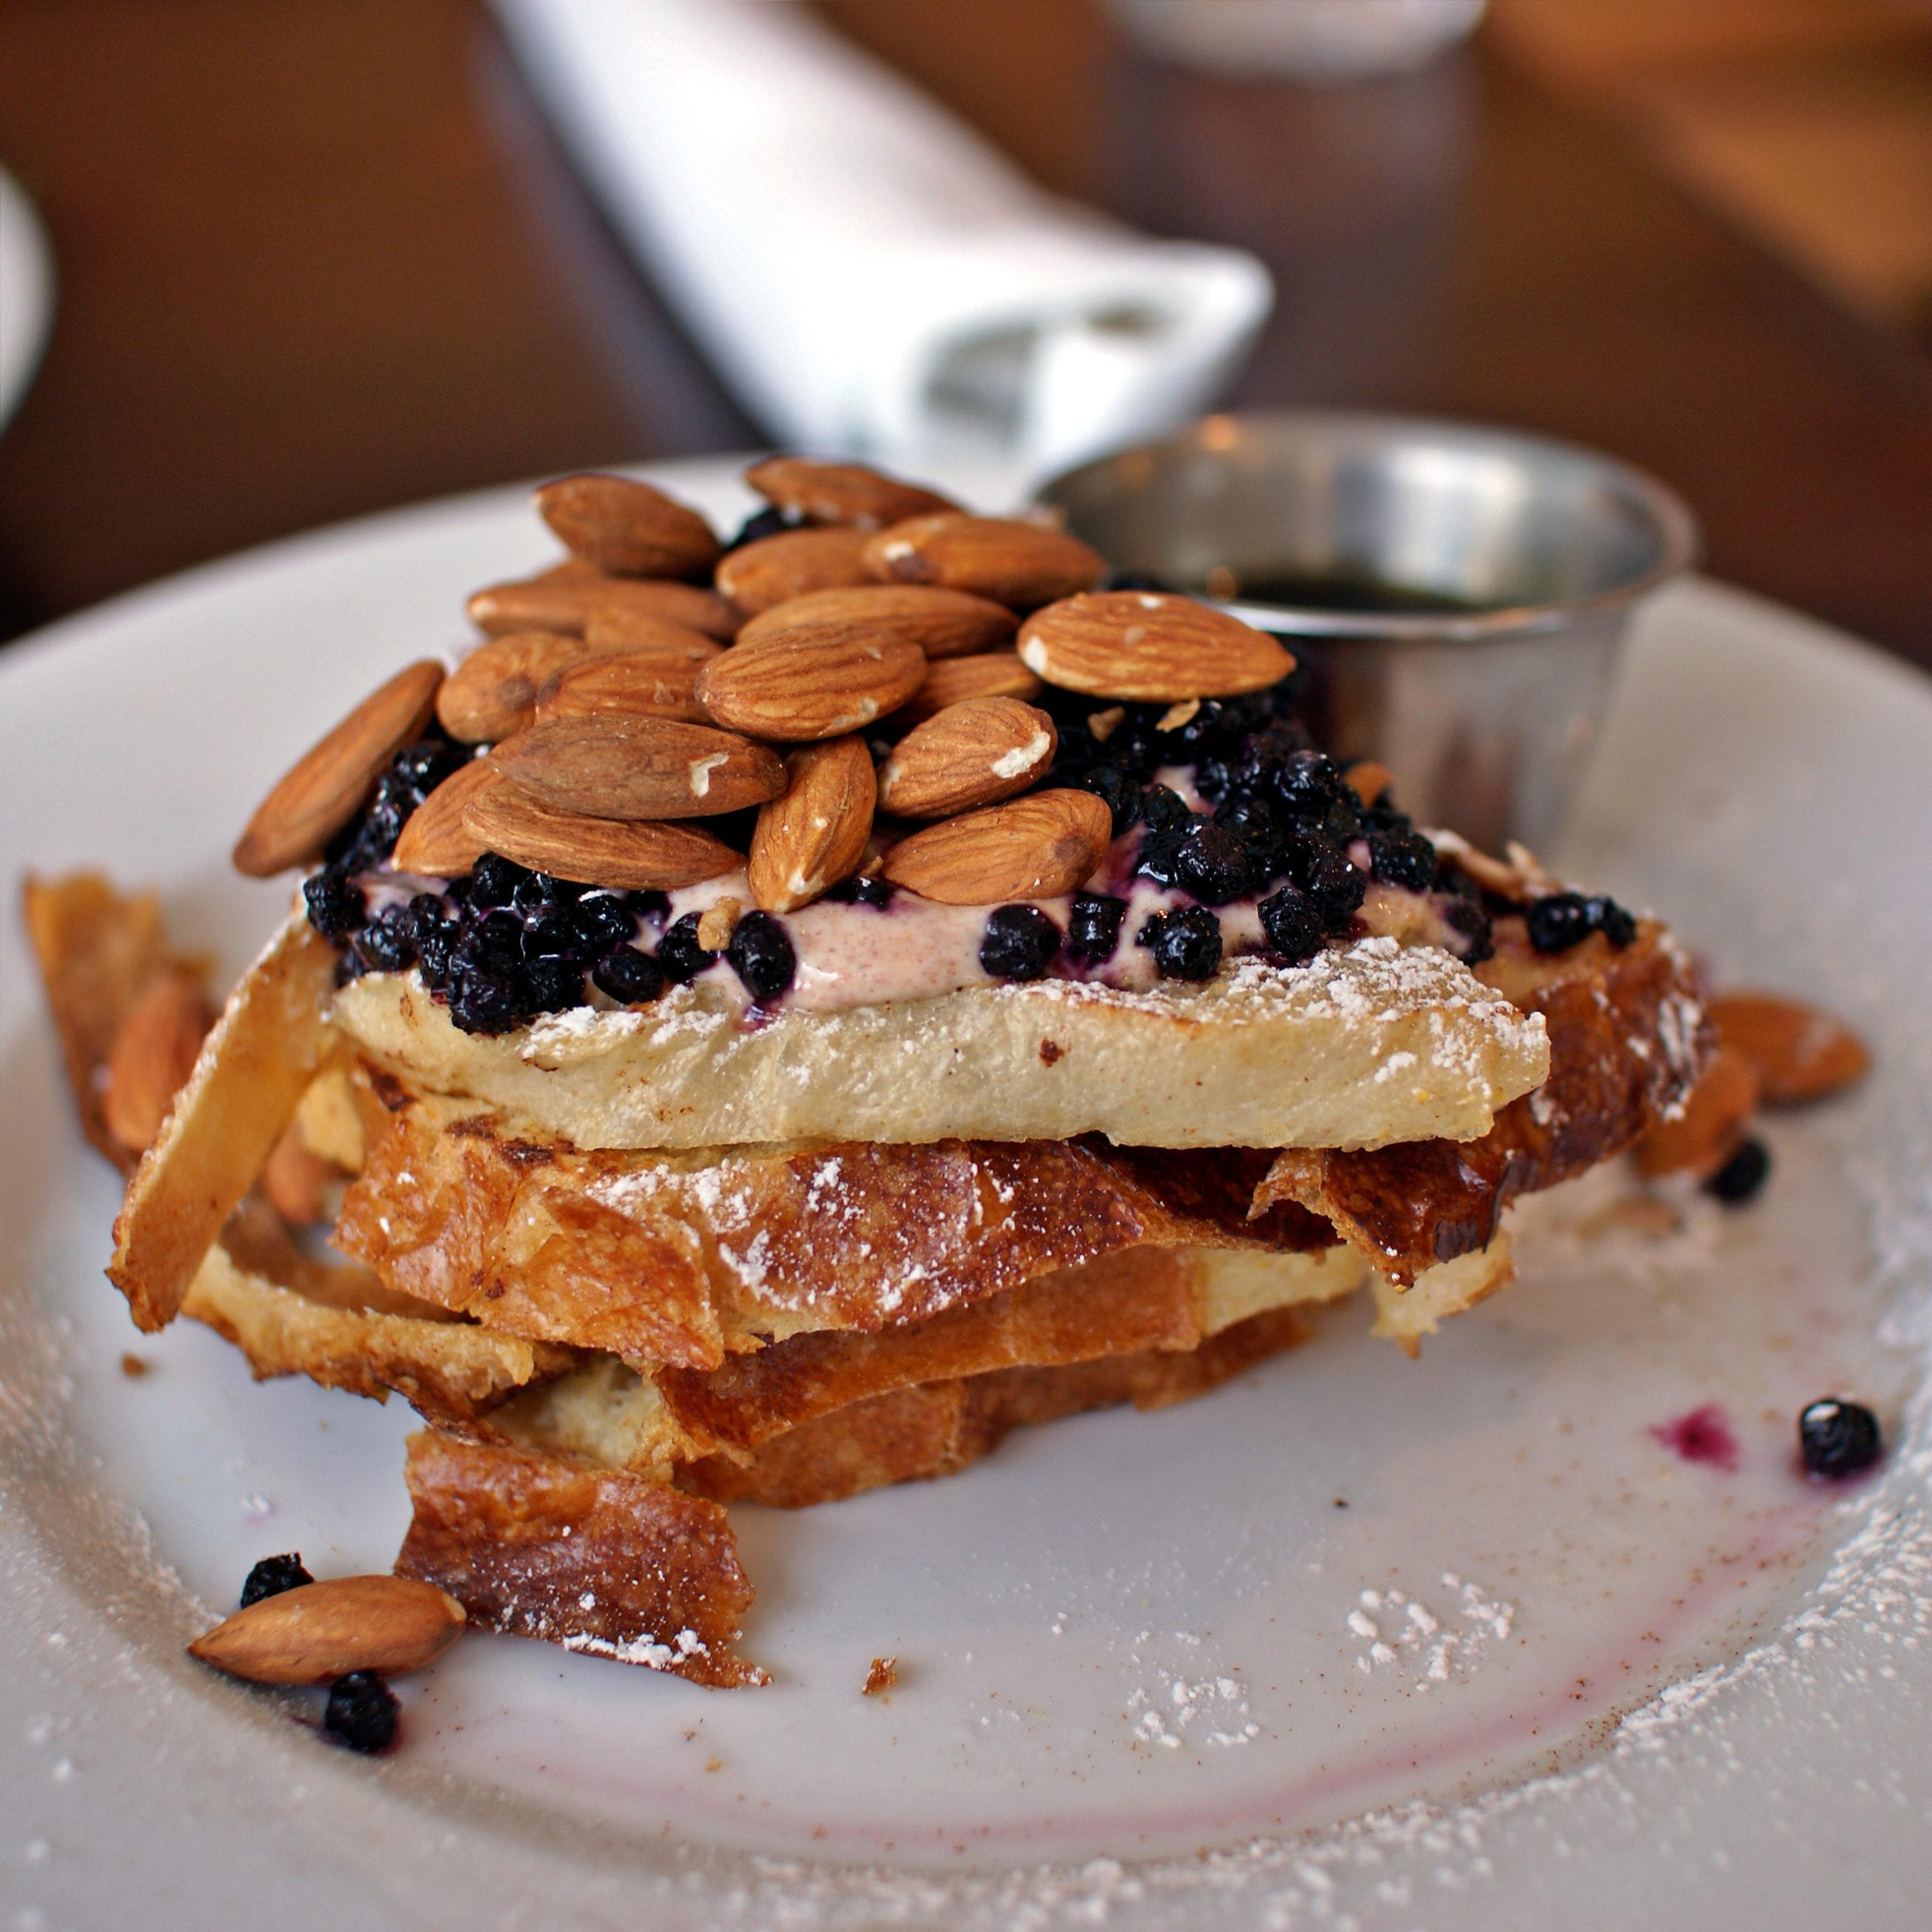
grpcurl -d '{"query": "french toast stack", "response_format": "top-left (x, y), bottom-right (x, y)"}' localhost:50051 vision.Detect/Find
top-left (33, 460), bottom-right (1714, 1687)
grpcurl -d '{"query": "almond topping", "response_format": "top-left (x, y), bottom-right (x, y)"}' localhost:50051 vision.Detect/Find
top-left (1087, 705), bottom-right (1125, 743)
top-left (748, 736), bottom-right (876, 913)
top-left (534, 473), bottom-right (721, 580)
top-left (263, 1118), bottom-right (343, 1226)
top-left (463, 781), bottom-right (741, 890)
top-left (892, 651), bottom-right (1043, 726)
top-left (696, 635), bottom-right (926, 743)
top-left (467, 568), bottom-right (740, 641)
top-left (1157, 698), bottom-right (1200, 733)
top-left (695, 897), bottom-right (743, 951)
top-left (391, 759), bottom-right (500, 876)
top-left (534, 648), bottom-right (715, 728)
top-left (745, 456), bottom-right (959, 529)
top-left (188, 1574), bottom-right (465, 1684)
top-left (1634, 1046), bottom-right (1760, 1178)
top-left (102, 972), bottom-right (215, 1156)
top-left (232, 660), bottom-right (444, 876)
top-left (1344, 760), bottom-right (1395, 807)
top-left (880, 789), bottom-right (1111, 905)
top-left (736, 583), bottom-right (1016, 661)
top-left (489, 717), bottom-right (786, 820)
top-left (876, 698), bottom-right (1058, 819)
top-left (438, 631), bottom-right (590, 742)
top-left (861, 515), bottom-right (1105, 609)
top-left (715, 526), bottom-right (874, 614)
top-left (1017, 592), bottom-right (1294, 701)
top-left (1707, 993), bottom-right (1870, 1105)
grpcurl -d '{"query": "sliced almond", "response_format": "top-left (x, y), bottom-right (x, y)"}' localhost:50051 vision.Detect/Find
top-left (1428, 829), bottom-right (1535, 903)
top-left (391, 759), bottom-right (500, 876)
top-left (1634, 1046), bottom-right (1760, 1178)
top-left (488, 717), bottom-right (786, 820)
top-left (737, 583), bottom-right (1016, 661)
top-left (881, 790), bottom-right (1111, 905)
top-left (467, 568), bottom-right (740, 641)
top-left (102, 972), bottom-right (216, 1156)
top-left (438, 631), bottom-right (590, 743)
top-left (696, 635), bottom-right (926, 743)
top-left (463, 781), bottom-right (741, 890)
top-left (877, 698), bottom-right (1058, 819)
top-left (535, 473), bottom-right (721, 580)
top-left (747, 736), bottom-right (876, 912)
top-left (745, 456), bottom-right (959, 529)
top-left (232, 660), bottom-right (444, 876)
top-left (1708, 993), bottom-right (1870, 1105)
top-left (695, 896), bottom-right (743, 951)
top-left (1017, 592), bottom-right (1293, 701)
top-left (188, 1574), bottom-right (465, 1684)
top-left (263, 1117), bottom-right (343, 1226)
top-left (893, 652), bottom-right (1044, 726)
top-left (715, 527), bottom-right (874, 615)
top-left (862, 515), bottom-right (1105, 609)
top-left (535, 649), bottom-right (714, 727)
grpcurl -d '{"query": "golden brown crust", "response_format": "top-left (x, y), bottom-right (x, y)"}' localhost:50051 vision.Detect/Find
top-left (394, 1432), bottom-right (767, 1687)
top-left (1256, 919), bottom-right (1711, 1283)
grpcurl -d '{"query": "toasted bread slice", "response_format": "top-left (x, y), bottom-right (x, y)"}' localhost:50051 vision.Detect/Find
top-left (331, 937), bottom-right (1549, 1152)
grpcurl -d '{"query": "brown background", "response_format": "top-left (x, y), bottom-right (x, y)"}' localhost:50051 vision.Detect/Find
top-left (1, 0), bottom-right (1928, 664)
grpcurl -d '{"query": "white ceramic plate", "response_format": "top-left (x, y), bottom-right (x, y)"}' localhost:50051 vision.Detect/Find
top-left (3, 461), bottom-right (1929, 1931)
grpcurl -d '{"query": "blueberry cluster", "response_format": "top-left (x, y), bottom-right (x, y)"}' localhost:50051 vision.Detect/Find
top-left (1525, 890), bottom-right (1638, 955)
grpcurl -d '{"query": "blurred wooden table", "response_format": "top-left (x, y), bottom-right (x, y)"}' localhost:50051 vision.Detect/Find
top-left (2, 0), bottom-right (1930, 664)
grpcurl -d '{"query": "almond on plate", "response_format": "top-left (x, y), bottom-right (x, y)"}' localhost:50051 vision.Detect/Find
top-left (535, 649), bottom-right (714, 727)
top-left (747, 736), bottom-right (876, 913)
top-left (437, 631), bottom-right (592, 743)
top-left (232, 659), bottom-right (444, 876)
top-left (881, 789), bottom-right (1111, 905)
top-left (696, 635), bottom-right (926, 742)
top-left (745, 455), bottom-right (959, 529)
top-left (1707, 992), bottom-right (1870, 1104)
top-left (467, 567), bottom-right (740, 642)
top-left (892, 651), bottom-right (1043, 725)
top-left (862, 515), bottom-right (1105, 609)
top-left (1018, 591), bottom-right (1294, 701)
top-left (463, 780), bottom-right (742, 890)
top-left (489, 716), bottom-right (786, 820)
top-left (102, 972), bottom-right (215, 1156)
top-left (535, 473), bottom-right (722, 580)
top-left (188, 1574), bottom-right (465, 1684)
top-left (877, 697), bottom-right (1058, 819)
top-left (737, 583), bottom-right (1016, 661)
top-left (391, 759), bottom-right (502, 876)
top-left (715, 527), bottom-right (874, 614)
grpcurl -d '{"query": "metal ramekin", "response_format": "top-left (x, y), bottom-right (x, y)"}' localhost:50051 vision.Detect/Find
top-left (1036, 411), bottom-right (1700, 853)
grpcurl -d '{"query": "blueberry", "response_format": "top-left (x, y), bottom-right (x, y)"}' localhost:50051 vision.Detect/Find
top-left (592, 945), bottom-right (665, 1005)
top-left (446, 971), bottom-right (526, 1034)
top-left (303, 868), bottom-right (365, 939)
top-left (514, 871), bottom-right (578, 917)
top-left (390, 740), bottom-right (463, 794)
top-left (522, 955), bottom-right (586, 1013)
top-left (728, 504), bottom-right (794, 548)
top-left (353, 915), bottom-right (418, 974)
top-left (1138, 906), bottom-right (1223, 981)
top-left (1704, 1137), bottom-right (1771, 1204)
top-left (656, 912), bottom-right (718, 984)
top-left (1076, 765), bottom-right (1144, 835)
top-left (1172, 820), bottom-right (1255, 906)
top-left (456, 912), bottom-right (526, 979)
top-left (728, 910), bottom-right (797, 1002)
top-left (239, 1553), bottom-right (313, 1608)
top-left (1444, 895), bottom-right (1494, 963)
top-left (467, 855), bottom-right (528, 910)
top-left (568, 892), bottom-right (636, 955)
top-left (626, 888), bottom-right (672, 921)
top-left (1526, 892), bottom-right (1593, 953)
top-left (1269, 752), bottom-right (1345, 825)
top-left (1586, 895), bottom-right (1638, 948)
top-left (521, 910), bottom-right (578, 962)
top-left (1303, 846), bottom-right (1367, 929)
top-left (1369, 830), bottom-right (1439, 893)
top-left (824, 875), bottom-right (895, 909)
top-left (1258, 886), bottom-right (1325, 964)
top-left (979, 904), bottom-right (1061, 981)
top-left (323, 1671), bottom-right (399, 1755)
top-left (1139, 784), bottom-right (1193, 836)
top-left (1798, 1398), bottom-right (1882, 1479)
top-left (1103, 570), bottom-right (1173, 593)
top-left (1067, 892), bottom-right (1128, 965)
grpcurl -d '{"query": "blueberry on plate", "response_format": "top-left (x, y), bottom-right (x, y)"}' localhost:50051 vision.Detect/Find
top-left (324, 1671), bottom-right (399, 1755)
top-left (239, 1554), bottom-right (313, 1608)
top-left (1704, 1137), bottom-right (1771, 1204)
top-left (1798, 1397), bottom-right (1882, 1478)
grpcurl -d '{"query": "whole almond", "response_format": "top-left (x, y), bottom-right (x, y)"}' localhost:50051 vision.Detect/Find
top-left (737, 584), bottom-right (1016, 661)
top-left (697, 635), bottom-right (926, 742)
top-left (1018, 592), bottom-right (1294, 701)
top-left (438, 631), bottom-right (591, 742)
top-left (1708, 993), bottom-right (1870, 1104)
top-left (188, 1574), bottom-right (465, 1684)
top-left (580, 610), bottom-right (726, 661)
top-left (102, 973), bottom-right (215, 1155)
top-left (392, 758), bottom-right (501, 876)
top-left (877, 698), bottom-right (1058, 819)
top-left (263, 1117), bottom-right (342, 1225)
top-left (881, 789), bottom-right (1111, 905)
top-left (535, 473), bottom-right (721, 580)
top-left (536, 649), bottom-right (714, 727)
top-left (892, 651), bottom-right (1043, 725)
top-left (748, 736), bottom-right (876, 912)
top-left (1634, 1046), bottom-right (1760, 1178)
top-left (715, 527), bottom-right (873, 614)
top-left (489, 716), bottom-right (786, 820)
top-left (862, 515), bottom-right (1105, 609)
top-left (467, 569), bottom-right (740, 641)
top-left (232, 659), bottom-right (444, 876)
top-left (464, 781), bottom-right (741, 890)
top-left (745, 456), bottom-right (959, 529)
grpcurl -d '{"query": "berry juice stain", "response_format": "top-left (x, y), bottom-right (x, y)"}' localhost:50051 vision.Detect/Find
top-left (1649, 1404), bottom-right (1739, 1472)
